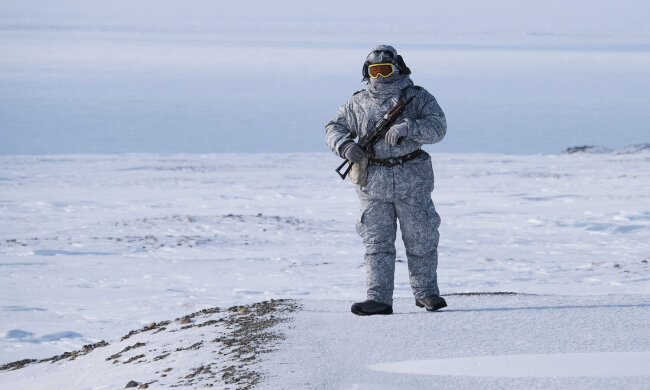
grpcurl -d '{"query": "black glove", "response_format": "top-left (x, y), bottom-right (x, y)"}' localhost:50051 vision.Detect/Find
top-left (341, 142), bottom-right (365, 163)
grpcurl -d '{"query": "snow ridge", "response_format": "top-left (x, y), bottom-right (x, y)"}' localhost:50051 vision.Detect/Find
top-left (0, 299), bottom-right (299, 390)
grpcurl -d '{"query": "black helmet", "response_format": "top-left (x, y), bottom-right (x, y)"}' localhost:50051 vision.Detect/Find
top-left (362, 45), bottom-right (411, 81)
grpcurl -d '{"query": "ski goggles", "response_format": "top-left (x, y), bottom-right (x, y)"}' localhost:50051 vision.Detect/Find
top-left (368, 63), bottom-right (396, 78)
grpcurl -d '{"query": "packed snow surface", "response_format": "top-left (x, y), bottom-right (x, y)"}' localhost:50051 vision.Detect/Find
top-left (0, 151), bottom-right (649, 388)
top-left (263, 295), bottom-right (649, 389)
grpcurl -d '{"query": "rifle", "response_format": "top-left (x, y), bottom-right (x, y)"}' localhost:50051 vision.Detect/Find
top-left (335, 94), bottom-right (415, 180)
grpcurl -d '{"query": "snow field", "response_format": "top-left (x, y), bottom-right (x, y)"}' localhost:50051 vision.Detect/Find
top-left (0, 151), bottom-right (648, 368)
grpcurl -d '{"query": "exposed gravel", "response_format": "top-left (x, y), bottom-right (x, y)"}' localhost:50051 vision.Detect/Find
top-left (1, 299), bottom-right (300, 389)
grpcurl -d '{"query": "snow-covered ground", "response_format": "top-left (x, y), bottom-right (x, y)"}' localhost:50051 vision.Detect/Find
top-left (1, 151), bottom-right (649, 388)
top-left (262, 295), bottom-right (650, 389)
top-left (1, 299), bottom-right (300, 389)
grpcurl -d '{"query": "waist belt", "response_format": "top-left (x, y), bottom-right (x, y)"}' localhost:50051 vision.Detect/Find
top-left (368, 149), bottom-right (423, 167)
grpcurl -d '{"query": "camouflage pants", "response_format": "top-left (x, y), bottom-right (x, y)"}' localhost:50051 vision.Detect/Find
top-left (356, 184), bottom-right (441, 306)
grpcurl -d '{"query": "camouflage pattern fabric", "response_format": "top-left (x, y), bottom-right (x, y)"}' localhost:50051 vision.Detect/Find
top-left (326, 69), bottom-right (446, 305)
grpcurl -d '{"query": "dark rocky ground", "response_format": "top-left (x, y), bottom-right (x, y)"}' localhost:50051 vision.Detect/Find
top-left (1, 299), bottom-right (300, 389)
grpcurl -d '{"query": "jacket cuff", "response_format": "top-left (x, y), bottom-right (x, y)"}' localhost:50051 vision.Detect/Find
top-left (404, 119), bottom-right (411, 137)
top-left (338, 140), bottom-right (355, 157)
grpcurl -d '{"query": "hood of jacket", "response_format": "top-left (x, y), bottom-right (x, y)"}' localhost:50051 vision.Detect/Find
top-left (366, 74), bottom-right (414, 105)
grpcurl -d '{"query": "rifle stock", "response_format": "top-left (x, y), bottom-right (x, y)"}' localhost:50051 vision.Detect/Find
top-left (336, 159), bottom-right (353, 179)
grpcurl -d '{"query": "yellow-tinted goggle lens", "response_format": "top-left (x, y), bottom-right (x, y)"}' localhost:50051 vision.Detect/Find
top-left (368, 63), bottom-right (395, 78)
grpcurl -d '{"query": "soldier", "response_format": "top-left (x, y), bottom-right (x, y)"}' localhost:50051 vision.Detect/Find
top-left (326, 45), bottom-right (447, 315)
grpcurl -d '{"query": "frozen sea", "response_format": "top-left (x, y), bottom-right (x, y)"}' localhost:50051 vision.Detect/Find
top-left (1, 0), bottom-right (649, 155)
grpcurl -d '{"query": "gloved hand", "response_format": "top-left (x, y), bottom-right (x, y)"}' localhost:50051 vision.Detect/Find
top-left (385, 121), bottom-right (408, 146)
top-left (341, 142), bottom-right (365, 163)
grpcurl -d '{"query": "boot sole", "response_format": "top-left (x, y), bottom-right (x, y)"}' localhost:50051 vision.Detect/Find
top-left (415, 299), bottom-right (447, 312)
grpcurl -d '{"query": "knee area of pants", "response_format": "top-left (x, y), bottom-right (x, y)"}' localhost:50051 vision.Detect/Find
top-left (405, 246), bottom-right (438, 259)
top-left (365, 246), bottom-right (397, 255)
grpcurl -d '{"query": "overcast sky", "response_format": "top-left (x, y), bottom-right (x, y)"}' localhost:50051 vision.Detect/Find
top-left (2, 1), bottom-right (650, 24)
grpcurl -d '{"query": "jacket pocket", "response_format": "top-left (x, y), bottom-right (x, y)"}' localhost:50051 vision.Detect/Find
top-left (424, 199), bottom-right (441, 230)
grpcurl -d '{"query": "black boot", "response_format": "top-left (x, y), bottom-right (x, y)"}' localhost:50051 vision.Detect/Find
top-left (351, 300), bottom-right (393, 316)
top-left (415, 295), bottom-right (447, 311)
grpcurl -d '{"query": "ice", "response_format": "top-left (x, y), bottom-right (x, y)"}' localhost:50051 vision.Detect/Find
top-left (369, 352), bottom-right (650, 378)
top-left (1, 1), bottom-right (650, 155)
